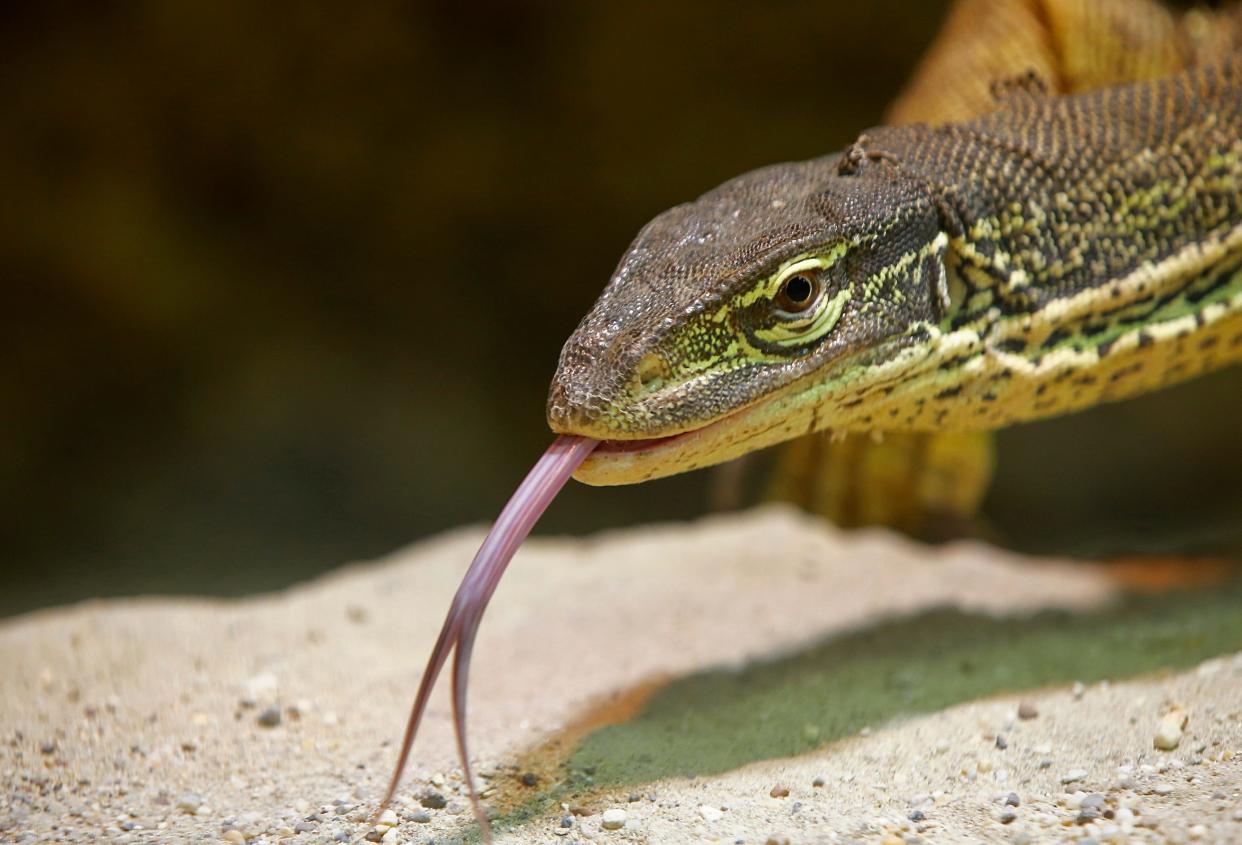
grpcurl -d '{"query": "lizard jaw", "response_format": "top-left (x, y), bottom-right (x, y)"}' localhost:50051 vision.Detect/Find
top-left (573, 389), bottom-right (815, 485)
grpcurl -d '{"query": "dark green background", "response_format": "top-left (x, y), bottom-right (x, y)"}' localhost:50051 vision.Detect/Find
top-left (5, 1), bottom-right (1241, 616)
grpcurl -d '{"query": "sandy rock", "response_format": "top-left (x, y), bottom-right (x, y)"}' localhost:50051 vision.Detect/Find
top-left (1, 506), bottom-right (1239, 845)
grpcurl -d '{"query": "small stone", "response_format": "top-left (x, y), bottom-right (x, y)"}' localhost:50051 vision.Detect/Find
top-left (1153, 783), bottom-right (1174, 796)
top-left (1005, 793), bottom-right (1021, 807)
top-left (765, 837), bottom-right (791, 845)
top-left (408, 811), bottom-right (430, 824)
top-left (377, 809), bottom-right (399, 828)
top-left (1189, 824), bottom-right (1207, 839)
top-left (520, 772), bottom-right (539, 787)
top-left (381, 828), bottom-right (398, 844)
top-left (995, 735), bottom-right (1008, 750)
top-left (293, 821), bottom-right (315, 833)
top-left (699, 805), bottom-right (724, 822)
top-left (1076, 807), bottom-right (1101, 824)
top-left (908, 810), bottom-right (926, 822)
top-left (1232, 809), bottom-right (1242, 822)
top-left (999, 811), bottom-right (1017, 824)
top-left (39, 741), bottom-right (56, 755)
top-left (812, 777), bottom-right (825, 788)
top-left (1081, 793), bottom-right (1105, 810)
top-left (601, 808), bottom-right (627, 830)
top-left (770, 784), bottom-right (790, 798)
top-left (420, 791), bottom-right (447, 810)
top-left (1154, 707), bottom-right (1188, 751)
top-left (560, 816), bottom-right (573, 828)
top-left (1017, 701), bottom-right (1039, 720)
top-left (881, 836), bottom-right (905, 845)
top-left (256, 707), bottom-right (282, 728)
top-left (222, 832), bottom-right (245, 844)
top-left (177, 793), bottom-right (204, 814)
top-left (1061, 769), bottom-right (1088, 784)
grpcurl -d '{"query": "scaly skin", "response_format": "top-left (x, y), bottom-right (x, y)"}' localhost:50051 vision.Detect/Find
top-left (768, 0), bottom-right (1242, 537)
top-left (547, 52), bottom-right (1242, 486)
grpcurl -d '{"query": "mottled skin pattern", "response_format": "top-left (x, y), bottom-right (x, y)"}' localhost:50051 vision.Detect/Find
top-left (772, 0), bottom-right (1242, 537)
top-left (548, 51), bottom-right (1242, 486)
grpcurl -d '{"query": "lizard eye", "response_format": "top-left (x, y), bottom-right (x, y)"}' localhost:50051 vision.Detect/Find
top-left (775, 271), bottom-right (821, 314)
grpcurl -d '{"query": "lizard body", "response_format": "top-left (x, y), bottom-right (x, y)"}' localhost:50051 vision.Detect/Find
top-left (548, 53), bottom-right (1242, 485)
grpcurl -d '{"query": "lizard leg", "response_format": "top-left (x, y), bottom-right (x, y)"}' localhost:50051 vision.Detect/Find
top-left (765, 431), bottom-right (994, 541)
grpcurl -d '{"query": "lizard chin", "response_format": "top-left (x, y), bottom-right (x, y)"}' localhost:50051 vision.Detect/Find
top-left (572, 391), bottom-right (813, 485)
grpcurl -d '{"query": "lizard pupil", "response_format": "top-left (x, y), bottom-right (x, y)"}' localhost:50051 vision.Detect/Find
top-left (778, 274), bottom-right (817, 312)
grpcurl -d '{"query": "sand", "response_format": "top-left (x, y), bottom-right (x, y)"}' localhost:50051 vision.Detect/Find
top-left (2, 505), bottom-right (1240, 844)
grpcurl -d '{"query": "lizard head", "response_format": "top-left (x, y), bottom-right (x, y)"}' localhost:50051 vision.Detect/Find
top-left (547, 142), bottom-right (954, 484)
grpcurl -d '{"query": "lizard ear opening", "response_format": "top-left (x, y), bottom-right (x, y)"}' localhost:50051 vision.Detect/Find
top-left (924, 232), bottom-right (957, 320)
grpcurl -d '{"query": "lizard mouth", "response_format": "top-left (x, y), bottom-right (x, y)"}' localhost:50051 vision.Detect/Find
top-left (574, 397), bottom-right (792, 485)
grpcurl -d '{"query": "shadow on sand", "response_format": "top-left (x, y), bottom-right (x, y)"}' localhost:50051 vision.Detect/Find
top-left (454, 578), bottom-right (1242, 841)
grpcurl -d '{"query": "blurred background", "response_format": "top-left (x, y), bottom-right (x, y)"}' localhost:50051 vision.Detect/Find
top-left (5, 1), bottom-right (1242, 617)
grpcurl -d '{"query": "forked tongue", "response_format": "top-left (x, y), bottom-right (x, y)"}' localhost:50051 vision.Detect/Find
top-left (377, 434), bottom-right (598, 842)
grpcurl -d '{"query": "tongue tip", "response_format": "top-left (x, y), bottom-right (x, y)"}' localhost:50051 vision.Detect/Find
top-left (380, 434), bottom-right (598, 831)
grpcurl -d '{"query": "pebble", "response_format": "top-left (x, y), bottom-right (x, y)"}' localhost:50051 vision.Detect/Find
top-left (520, 772), bottom-right (539, 787)
top-left (1232, 809), bottom-right (1242, 821)
top-left (407, 811), bottom-right (430, 824)
top-left (999, 811), bottom-right (1017, 824)
top-left (1081, 793), bottom-right (1105, 810)
top-left (699, 805), bottom-right (723, 822)
top-left (908, 810), bottom-right (926, 822)
top-left (176, 793), bottom-right (204, 814)
top-left (1077, 807), bottom-right (1101, 824)
top-left (1154, 707), bottom-right (1188, 751)
top-left (1017, 701), bottom-right (1039, 720)
top-left (880, 836), bottom-right (905, 845)
top-left (221, 831), bottom-right (245, 844)
top-left (1005, 793), bottom-right (1021, 807)
top-left (1153, 783), bottom-right (1175, 796)
top-left (256, 707), bottom-right (282, 728)
top-left (376, 809), bottom-right (399, 828)
top-left (419, 791), bottom-right (447, 810)
top-left (600, 808), bottom-right (627, 830)
top-left (770, 784), bottom-right (790, 798)
top-left (995, 735), bottom-right (1008, 750)
top-left (812, 777), bottom-right (825, 788)
top-left (765, 837), bottom-right (791, 845)
top-left (39, 741), bottom-right (56, 755)
top-left (1061, 769), bottom-right (1088, 784)
top-left (1189, 824), bottom-right (1207, 839)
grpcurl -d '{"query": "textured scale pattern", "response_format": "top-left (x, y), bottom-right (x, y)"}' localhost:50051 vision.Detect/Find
top-left (550, 51), bottom-right (1242, 485)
